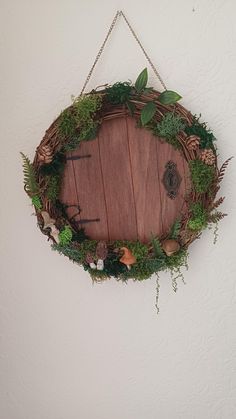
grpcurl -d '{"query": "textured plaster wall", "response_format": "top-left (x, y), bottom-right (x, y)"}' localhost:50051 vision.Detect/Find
top-left (1, 1), bottom-right (236, 418)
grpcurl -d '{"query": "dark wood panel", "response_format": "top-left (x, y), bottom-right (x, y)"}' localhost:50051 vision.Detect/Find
top-left (98, 118), bottom-right (138, 241)
top-left (127, 117), bottom-right (163, 242)
top-left (69, 141), bottom-right (109, 240)
top-left (60, 116), bottom-right (190, 242)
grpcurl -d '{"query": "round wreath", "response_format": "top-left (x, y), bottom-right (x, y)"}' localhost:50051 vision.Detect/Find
top-left (21, 68), bottom-right (230, 284)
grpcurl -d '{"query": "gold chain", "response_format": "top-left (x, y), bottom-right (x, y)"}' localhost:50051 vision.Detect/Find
top-left (80, 10), bottom-right (167, 95)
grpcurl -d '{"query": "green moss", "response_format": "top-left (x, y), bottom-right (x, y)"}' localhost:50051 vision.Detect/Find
top-left (113, 240), bottom-right (149, 261)
top-left (31, 195), bottom-right (42, 210)
top-left (46, 175), bottom-right (61, 202)
top-left (105, 82), bottom-right (132, 105)
top-left (58, 94), bottom-right (102, 150)
top-left (59, 226), bottom-right (73, 246)
top-left (164, 248), bottom-right (188, 271)
top-left (185, 116), bottom-right (216, 150)
top-left (39, 152), bottom-right (66, 176)
top-left (189, 159), bottom-right (215, 193)
top-left (52, 243), bottom-right (82, 264)
top-left (153, 112), bottom-right (186, 148)
top-left (188, 202), bottom-right (208, 231)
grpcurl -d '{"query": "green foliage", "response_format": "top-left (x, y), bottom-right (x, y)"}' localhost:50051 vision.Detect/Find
top-left (58, 94), bottom-right (102, 150)
top-left (52, 243), bottom-right (82, 264)
top-left (153, 112), bottom-right (186, 148)
top-left (105, 82), bottom-right (132, 105)
top-left (127, 258), bottom-right (165, 281)
top-left (39, 152), bottom-right (65, 176)
top-left (164, 248), bottom-right (188, 271)
top-left (158, 90), bottom-right (182, 105)
top-left (135, 68), bottom-right (148, 93)
top-left (141, 101), bottom-right (156, 125)
top-left (31, 195), bottom-right (42, 210)
top-left (113, 240), bottom-right (148, 261)
top-left (188, 203), bottom-right (208, 231)
top-left (185, 116), bottom-right (216, 149)
top-left (59, 226), bottom-right (73, 246)
top-left (46, 175), bottom-right (61, 202)
top-left (189, 159), bottom-right (215, 193)
top-left (20, 152), bottom-right (39, 195)
top-left (151, 235), bottom-right (165, 258)
top-left (169, 219), bottom-right (181, 239)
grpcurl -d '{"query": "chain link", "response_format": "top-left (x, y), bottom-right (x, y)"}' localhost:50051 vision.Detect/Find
top-left (80, 10), bottom-right (167, 96)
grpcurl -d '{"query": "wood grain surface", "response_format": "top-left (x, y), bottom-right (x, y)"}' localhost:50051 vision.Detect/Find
top-left (60, 116), bottom-right (190, 242)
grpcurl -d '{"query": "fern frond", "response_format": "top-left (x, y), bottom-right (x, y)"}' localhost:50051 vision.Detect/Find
top-left (20, 152), bottom-right (39, 195)
top-left (210, 196), bottom-right (225, 211)
top-left (151, 235), bottom-right (165, 258)
top-left (169, 219), bottom-right (181, 239)
top-left (218, 157), bottom-right (233, 183)
top-left (208, 211), bottom-right (227, 223)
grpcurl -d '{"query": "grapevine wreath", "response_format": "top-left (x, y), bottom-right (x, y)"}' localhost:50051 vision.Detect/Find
top-left (21, 67), bottom-right (231, 292)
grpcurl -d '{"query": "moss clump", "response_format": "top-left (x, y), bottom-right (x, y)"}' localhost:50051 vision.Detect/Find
top-left (31, 195), bottom-right (42, 210)
top-left (164, 248), bottom-right (188, 272)
top-left (59, 226), bottom-right (73, 246)
top-left (189, 159), bottom-right (215, 194)
top-left (39, 152), bottom-right (66, 176)
top-left (188, 203), bottom-right (208, 231)
top-left (52, 243), bottom-right (82, 263)
top-left (105, 82), bottom-right (132, 105)
top-left (185, 116), bottom-right (216, 150)
top-left (153, 112), bottom-right (186, 148)
top-left (58, 94), bottom-right (102, 150)
top-left (113, 240), bottom-right (149, 261)
top-left (46, 175), bottom-right (61, 202)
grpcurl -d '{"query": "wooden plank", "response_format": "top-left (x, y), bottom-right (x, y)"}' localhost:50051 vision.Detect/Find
top-left (60, 117), bottom-right (190, 242)
top-left (127, 116), bottom-right (163, 242)
top-left (98, 118), bottom-right (138, 241)
top-left (156, 141), bottom-right (188, 235)
top-left (66, 141), bottom-right (109, 240)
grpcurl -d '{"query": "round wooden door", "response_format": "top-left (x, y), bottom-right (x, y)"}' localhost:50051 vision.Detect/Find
top-left (60, 116), bottom-right (190, 242)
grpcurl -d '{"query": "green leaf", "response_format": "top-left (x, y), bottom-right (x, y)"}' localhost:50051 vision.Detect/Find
top-left (135, 68), bottom-right (148, 93)
top-left (20, 152), bottom-right (39, 195)
top-left (158, 90), bottom-right (182, 105)
top-left (141, 101), bottom-right (156, 125)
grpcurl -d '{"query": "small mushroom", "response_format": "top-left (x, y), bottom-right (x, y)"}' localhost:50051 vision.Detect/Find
top-left (49, 224), bottom-right (60, 244)
top-left (85, 253), bottom-right (96, 270)
top-left (96, 241), bottom-right (108, 271)
top-left (162, 239), bottom-right (180, 256)
top-left (41, 211), bottom-right (59, 243)
top-left (41, 211), bottom-right (55, 229)
top-left (119, 247), bottom-right (136, 270)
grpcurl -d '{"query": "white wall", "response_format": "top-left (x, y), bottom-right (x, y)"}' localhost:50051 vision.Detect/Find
top-left (1, 1), bottom-right (236, 418)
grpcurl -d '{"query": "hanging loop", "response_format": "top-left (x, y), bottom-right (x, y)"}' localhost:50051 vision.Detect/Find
top-left (80, 10), bottom-right (167, 96)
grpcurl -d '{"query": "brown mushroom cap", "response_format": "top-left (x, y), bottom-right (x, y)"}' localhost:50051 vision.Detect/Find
top-left (120, 247), bottom-right (136, 267)
top-left (162, 239), bottom-right (180, 256)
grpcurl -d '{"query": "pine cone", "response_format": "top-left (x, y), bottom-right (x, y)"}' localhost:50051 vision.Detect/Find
top-left (37, 145), bottom-right (53, 164)
top-left (186, 135), bottom-right (200, 151)
top-left (200, 148), bottom-right (216, 165)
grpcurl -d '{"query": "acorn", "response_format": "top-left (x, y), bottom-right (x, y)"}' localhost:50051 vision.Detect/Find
top-left (162, 239), bottom-right (180, 256)
top-left (186, 135), bottom-right (200, 151)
